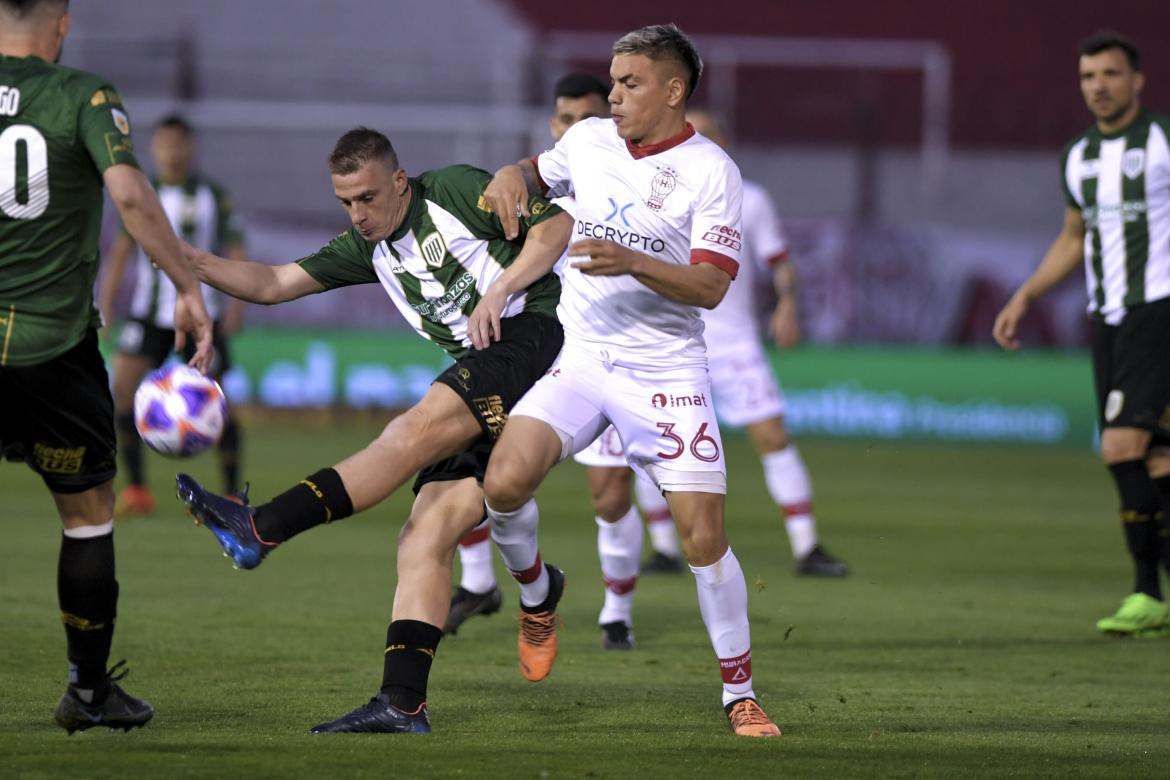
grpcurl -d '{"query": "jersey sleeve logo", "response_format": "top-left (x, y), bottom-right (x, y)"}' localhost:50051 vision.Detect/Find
top-left (647, 167), bottom-right (677, 211)
top-left (1122, 148), bottom-right (1145, 180)
top-left (111, 107), bottom-right (131, 136)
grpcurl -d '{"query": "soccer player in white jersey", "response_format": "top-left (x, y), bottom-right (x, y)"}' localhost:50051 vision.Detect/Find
top-left (100, 115), bottom-right (247, 514)
top-left (446, 73), bottom-right (657, 649)
top-left (478, 24), bottom-right (781, 737)
top-left (994, 31), bottom-right (1170, 636)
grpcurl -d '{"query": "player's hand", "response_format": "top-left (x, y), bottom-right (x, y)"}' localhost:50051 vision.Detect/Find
top-left (484, 165), bottom-right (529, 240)
top-left (568, 239), bottom-right (643, 276)
top-left (173, 290), bottom-right (215, 373)
top-left (992, 293), bottom-right (1030, 350)
top-left (770, 298), bottom-right (801, 349)
top-left (467, 286), bottom-right (508, 350)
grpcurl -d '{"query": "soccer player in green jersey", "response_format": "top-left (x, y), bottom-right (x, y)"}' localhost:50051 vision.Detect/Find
top-left (994, 31), bottom-right (1170, 637)
top-left (99, 115), bottom-right (248, 515)
top-left (0, 0), bottom-right (214, 733)
top-left (175, 127), bottom-right (572, 732)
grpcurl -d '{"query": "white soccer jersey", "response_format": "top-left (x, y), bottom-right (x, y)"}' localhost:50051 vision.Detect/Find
top-left (129, 176), bottom-right (237, 327)
top-left (1062, 109), bottom-right (1170, 324)
top-left (534, 117), bottom-right (744, 368)
top-left (700, 179), bottom-right (789, 346)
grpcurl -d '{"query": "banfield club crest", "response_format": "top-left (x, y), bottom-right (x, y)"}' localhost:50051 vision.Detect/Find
top-left (647, 166), bottom-right (677, 211)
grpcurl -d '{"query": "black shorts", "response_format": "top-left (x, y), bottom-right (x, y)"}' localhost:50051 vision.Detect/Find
top-left (0, 329), bottom-right (117, 493)
top-left (413, 311), bottom-right (563, 493)
top-left (1090, 296), bottom-right (1170, 444)
top-left (117, 318), bottom-right (233, 376)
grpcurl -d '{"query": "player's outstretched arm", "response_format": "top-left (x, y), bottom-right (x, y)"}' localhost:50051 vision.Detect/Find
top-left (184, 244), bottom-right (323, 305)
top-left (992, 207), bottom-right (1085, 350)
top-left (104, 164), bottom-right (215, 372)
top-left (467, 212), bottom-right (572, 349)
top-left (483, 159), bottom-right (544, 240)
top-left (569, 239), bottom-right (732, 309)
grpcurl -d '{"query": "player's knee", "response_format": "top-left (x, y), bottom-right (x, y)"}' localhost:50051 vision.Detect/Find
top-left (483, 457), bottom-right (535, 513)
top-left (592, 484), bottom-right (632, 522)
top-left (1100, 430), bottom-right (1149, 464)
top-left (677, 522), bottom-right (726, 565)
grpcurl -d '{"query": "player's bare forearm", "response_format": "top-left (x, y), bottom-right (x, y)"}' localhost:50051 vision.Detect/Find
top-left (570, 239), bottom-right (731, 308)
top-left (493, 213), bottom-right (571, 297)
top-left (1014, 207), bottom-right (1086, 303)
top-left (98, 232), bottom-right (135, 324)
top-left (515, 158), bottom-right (544, 197)
top-left (190, 250), bottom-right (319, 305)
top-left (104, 165), bottom-right (200, 295)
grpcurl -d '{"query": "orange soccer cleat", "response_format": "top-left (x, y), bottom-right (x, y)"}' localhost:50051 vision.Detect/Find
top-left (726, 698), bottom-right (782, 737)
top-left (517, 564), bottom-right (565, 682)
top-left (115, 485), bottom-right (155, 518)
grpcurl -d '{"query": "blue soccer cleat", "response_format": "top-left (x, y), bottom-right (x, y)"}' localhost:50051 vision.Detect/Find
top-left (176, 473), bottom-right (273, 569)
top-left (310, 694), bottom-right (431, 734)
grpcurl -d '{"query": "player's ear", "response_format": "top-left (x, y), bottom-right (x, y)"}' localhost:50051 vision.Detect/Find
top-left (666, 74), bottom-right (686, 109)
top-left (1134, 70), bottom-right (1146, 96)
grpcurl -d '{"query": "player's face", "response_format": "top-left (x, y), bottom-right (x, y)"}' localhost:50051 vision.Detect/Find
top-left (549, 93), bottom-right (609, 141)
top-left (151, 127), bottom-right (195, 184)
top-left (608, 53), bottom-right (685, 144)
top-left (332, 159), bottom-right (409, 242)
top-left (1079, 48), bottom-right (1144, 125)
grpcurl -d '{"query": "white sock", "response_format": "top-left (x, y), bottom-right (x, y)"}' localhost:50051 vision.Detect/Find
top-left (487, 499), bottom-right (549, 607)
top-left (762, 446), bottom-right (818, 559)
top-left (635, 473), bottom-right (679, 556)
top-left (457, 519), bottom-right (497, 594)
top-left (63, 521), bottom-right (114, 539)
top-left (597, 505), bottom-right (642, 625)
top-left (690, 547), bottom-right (756, 707)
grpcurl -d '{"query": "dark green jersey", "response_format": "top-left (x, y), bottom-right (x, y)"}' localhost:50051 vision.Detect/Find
top-left (0, 54), bottom-right (139, 366)
top-left (298, 164), bottom-right (563, 359)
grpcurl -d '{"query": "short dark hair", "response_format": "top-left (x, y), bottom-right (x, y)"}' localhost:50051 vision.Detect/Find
top-left (329, 127), bottom-right (399, 175)
top-left (1080, 30), bottom-right (1141, 71)
top-left (554, 72), bottom-right (608, 103)
top-left (612, 23), bottom-right (703, 100)
top-left (155, 114), bottom-right (194, 136)
top-left (0, 0), bottom-right (68, 20)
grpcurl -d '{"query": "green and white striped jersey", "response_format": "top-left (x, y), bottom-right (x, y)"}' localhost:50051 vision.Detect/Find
top-left (127, 174), bottom-right (244, 327)
top-left (1062, 108), bottom-right (1170, 324)
top-left (297, 165), bottom-right (562, 358)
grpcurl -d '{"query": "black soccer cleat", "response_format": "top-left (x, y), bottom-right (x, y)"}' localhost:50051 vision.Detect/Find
top-left (640, 550), bottom-right (684, 574)
top-left (600, 620), bottom-right (635, 650)
top-left (54, 661), bottom-right (154, 735)
top-left (310, 694), bottom-right (431, 734)
top-left (176, 473), bottom-right (274, 570)
top-left (795, 545), bottom-right (849, 577)
top-left (443, 585), bottom-right (503, 635)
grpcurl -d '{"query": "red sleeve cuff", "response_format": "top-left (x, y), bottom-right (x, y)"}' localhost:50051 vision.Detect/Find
top-left (691, 249), bottom-right (739, 280)
top-left (529, 155), bottom-right (549, 197)
top-left (766, 249), bottom-right (790, 266)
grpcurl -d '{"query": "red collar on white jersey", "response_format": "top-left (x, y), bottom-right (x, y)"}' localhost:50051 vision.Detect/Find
top-left (625, 122), bottom-right (696, 160)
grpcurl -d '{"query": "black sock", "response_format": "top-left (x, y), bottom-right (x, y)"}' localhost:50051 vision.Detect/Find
top-left (1108, 460), bottom-right (1163, 599)
top-left (1154, 475), bottom-right (1170, 571)
top-left (252, 467), bottom-right (353, 544)
top-left (58, 530), bottom-right (118, 696)
top-left (218, 415), bottom-right (242, 494)
top-left (116, 412), bottom-right (144, 486)
top-left (380, 620), bottom-right (442, 712)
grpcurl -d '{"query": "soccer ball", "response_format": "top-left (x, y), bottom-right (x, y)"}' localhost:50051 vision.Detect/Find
top-left (133, 364), bottom-right (228, 457)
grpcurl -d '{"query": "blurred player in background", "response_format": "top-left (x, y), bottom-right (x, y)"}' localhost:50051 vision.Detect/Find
top-left (0, 0), bottom-right (214, 733)
top-left (482, 23), bottom-right (781, 736)
top-left (99, 114), bottom-right (246, 514)
top-left (994, 31), bottom-right (1170, 637)
top-left (174, 127), bottom-right (571, 733)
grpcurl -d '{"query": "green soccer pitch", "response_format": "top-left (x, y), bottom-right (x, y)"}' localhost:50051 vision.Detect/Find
top-left (3, 421), bottom-right (1170, 778)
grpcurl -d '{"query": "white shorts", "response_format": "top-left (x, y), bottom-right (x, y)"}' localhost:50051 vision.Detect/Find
top-left (572, 425), bottom-right (628, 468)
top-left (707, 340), bottom-right (785, 428)
top-left (512, 344), bottom-right (727, 494)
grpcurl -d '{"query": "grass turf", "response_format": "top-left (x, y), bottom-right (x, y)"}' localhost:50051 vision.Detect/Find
top-left (2, 422), bottom-right (1170, 778)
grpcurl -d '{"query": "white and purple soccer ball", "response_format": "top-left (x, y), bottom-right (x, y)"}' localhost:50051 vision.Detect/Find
top-left (133, 364), bottom-right (228, 457)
